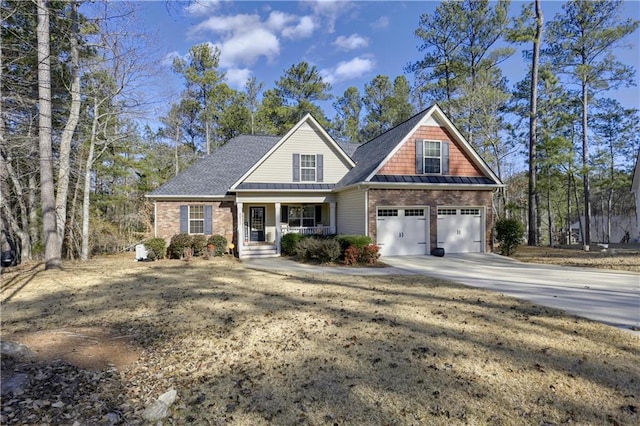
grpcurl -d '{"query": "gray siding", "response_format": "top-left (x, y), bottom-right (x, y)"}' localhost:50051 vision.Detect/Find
top-left (336, 187), bottom-right (366, 235)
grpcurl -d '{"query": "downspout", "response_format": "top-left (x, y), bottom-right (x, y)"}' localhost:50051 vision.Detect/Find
top-left (153, 201), bottom-right (157, 238)
top-left (363, 185), bottom-right (369, 237)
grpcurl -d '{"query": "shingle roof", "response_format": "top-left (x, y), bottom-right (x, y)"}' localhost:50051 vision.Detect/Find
top-left (337, 108), bottom-right (432, 187)
top-left (148, 135), bottom-right (281, 197)
top-left (336, 142), bottom-right (360, 158)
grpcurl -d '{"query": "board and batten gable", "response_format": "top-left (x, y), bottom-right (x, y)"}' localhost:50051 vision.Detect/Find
top-left (336, 187), bottom-right (367, 235)
top-left (378, 115), bottom-right (484, 177)
top-left (243, 121), bottom-right (352, 184)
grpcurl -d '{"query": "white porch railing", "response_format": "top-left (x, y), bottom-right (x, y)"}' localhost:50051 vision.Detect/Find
top-left (281, 225), bottom-right (334, 236)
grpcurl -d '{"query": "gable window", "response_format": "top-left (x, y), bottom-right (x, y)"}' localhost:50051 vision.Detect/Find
top-left (300, 154), bottom-right (316, 181)
top-left (293, 153), bottom-right (323, 182)
top-left (416, 139), bottom-right (449, 175)
top-left (423, 140), bottom-right (441, 174)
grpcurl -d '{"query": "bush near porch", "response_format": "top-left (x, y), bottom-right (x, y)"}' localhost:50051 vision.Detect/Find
top-left (283, 234), bottom-right (379, 266)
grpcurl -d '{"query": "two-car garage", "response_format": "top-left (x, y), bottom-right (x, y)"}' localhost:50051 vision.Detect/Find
top-left (376, 206), bottom-right (484, 256)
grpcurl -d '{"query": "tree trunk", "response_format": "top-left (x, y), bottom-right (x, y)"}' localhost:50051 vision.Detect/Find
top-left (528, 0), bottom-right (543, 246)
top-left (81, 140), bottom-right (94, 261)
top-left (36, 0), bottom-right (62, 269)
top-left (547, 169), bottom-right (553, 246)
top-left (81, 99), bottom-right (99, 261)
top-left (55, 0), bottom-right (81, 256)
top-left (581, 79), bottom-right (591, 251)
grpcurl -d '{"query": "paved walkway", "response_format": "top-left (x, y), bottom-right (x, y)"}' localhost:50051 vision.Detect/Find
top-left (243, 254), bottom-right (640, 334)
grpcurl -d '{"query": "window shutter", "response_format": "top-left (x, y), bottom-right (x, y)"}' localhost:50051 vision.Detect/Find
top-left (180, 205), bottom-right (188, 233)
top-left (442, 141), bottom-right (450, 175)
top-left (317, 154), bottom-right (323, 182)
top-left (281, 205), bottom-right (288, 223)
top-left (315, 205), bottom-right (322, 223)
top-left (415, 140), bottom-right (424, 174)
top-left (204, 205), bottom-right (213, 234)
top-left (293, 153), bottom-right (300, 182)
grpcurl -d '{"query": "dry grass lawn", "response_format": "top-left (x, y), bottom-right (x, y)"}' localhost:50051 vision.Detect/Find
top-left (512, 244), bottom-right (640, 272)
top-left (1, 254), bottom-right (638, 425)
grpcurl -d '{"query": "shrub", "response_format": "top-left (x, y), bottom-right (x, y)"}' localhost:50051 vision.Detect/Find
top-left (343, 246), bottom-right (360, 265)
top-left (495, 218), bottom-right (525, 256)
top-left (317, 238), bottom-right (341, 263)
top-left (337, 235), bottom-right (373, 251)
top-left (295, 237), bottom-right (320, 261)
top-left (207, 234), bottom-right (227, 257)
top-left (294, 237), bottom-right (341, 263)
top-left (145, 238), bottom-right (166, 260)
top-left (360, 244), bottom-right (380, 265)
top-left (281, 233), bottom-right (304, 256)
top-left (342, 244), bottom-right (380, 265)
top-left (190, 235), bottom-right (208, 256)
top-left (168, 233), bottom-right (192, 259)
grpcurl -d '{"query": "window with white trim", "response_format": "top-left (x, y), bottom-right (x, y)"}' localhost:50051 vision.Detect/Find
top-left (287, 205), bottom-right (316, 227)
top-left (423, 140), bottom-right (441, 174)
top-left (189, 205), bottom-right (204, 234)
top-left (300, 154), bottom-right (316, 182)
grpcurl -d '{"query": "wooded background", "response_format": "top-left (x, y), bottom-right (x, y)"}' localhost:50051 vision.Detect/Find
top-left (1, 0), bottom-right (638, 268)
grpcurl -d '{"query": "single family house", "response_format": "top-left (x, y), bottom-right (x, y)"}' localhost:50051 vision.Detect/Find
top-left (147, 105), bottom-right (503, 257)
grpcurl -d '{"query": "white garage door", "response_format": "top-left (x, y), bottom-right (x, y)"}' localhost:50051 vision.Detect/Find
top-left (437, 208), bottom-right (483, 253)
top-left (377, 208), bottom-right (428, 256)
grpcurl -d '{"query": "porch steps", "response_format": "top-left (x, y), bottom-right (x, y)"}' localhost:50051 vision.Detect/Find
top-left (241, 244), bottom-right (278, 259)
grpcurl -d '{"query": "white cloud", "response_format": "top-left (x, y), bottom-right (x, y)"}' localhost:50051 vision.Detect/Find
top-left (371, 16), bottom-right (390, 30)
top-left (188, 11), bottom-right (316, 69)
top-left (282, 16), bottom-right (316, 39)
top-left (321, 56), bottom-right (375, 84)
top-left (333, 34), bottom-right (368, 51)
top-left (190, 14), bottom-right (262, 36)
top-left (226, 68), bottom-right (252, 89)
top-left (303, 0), bottom-right (354, 33)
top-left (266, 11), bottom-right (297, 31)
top-left (218, 28), bottom-right (280, 67)
top-left (184, 0), bottom-right (220, 17)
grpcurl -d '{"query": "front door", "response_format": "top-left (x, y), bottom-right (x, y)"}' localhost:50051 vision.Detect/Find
top-left (249, 207), bottom-right (265, 242)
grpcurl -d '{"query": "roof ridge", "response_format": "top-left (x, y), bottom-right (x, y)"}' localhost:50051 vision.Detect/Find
top-left (356, 105), bottom-right (433, 148)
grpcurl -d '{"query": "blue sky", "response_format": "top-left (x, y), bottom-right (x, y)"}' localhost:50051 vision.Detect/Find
top-left (135, 0), bottom-right (640, 121)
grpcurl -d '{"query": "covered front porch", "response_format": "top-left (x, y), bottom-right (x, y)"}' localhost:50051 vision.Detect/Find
top-left (235, 194), bottom-right (336, 258)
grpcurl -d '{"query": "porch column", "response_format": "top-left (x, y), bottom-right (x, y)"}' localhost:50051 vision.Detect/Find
top-left (275, 202), bottom-right (281, 255)
top-left (330, 201), bottom-right (336, 234)
top-left (236, 202), bottom-right (243, 258)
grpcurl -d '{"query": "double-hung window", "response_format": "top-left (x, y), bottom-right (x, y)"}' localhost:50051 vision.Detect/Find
top-left (300, 154), bottom-right (316, 182)
top-left (189, 205), bottom-right (204, 234)
top-left (287, 205), bottom-right (316, 227)
top-left (423, 140), bottom-right (441, 174)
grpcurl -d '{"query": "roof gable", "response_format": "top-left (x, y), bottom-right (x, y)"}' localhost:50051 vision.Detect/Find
top-left (338, 104), bottom-right (502, 188)
top-left (231, 114), bottom-right (355, 189)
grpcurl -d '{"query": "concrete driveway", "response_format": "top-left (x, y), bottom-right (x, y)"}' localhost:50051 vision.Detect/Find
top-left (382, 254), bottom-right (640, 333)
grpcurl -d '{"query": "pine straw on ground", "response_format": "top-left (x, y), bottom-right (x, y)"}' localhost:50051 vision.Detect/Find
top-left (512, 244), bottom-right (640, 272)
top-left (1, 254), bottom-right (638, 425)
